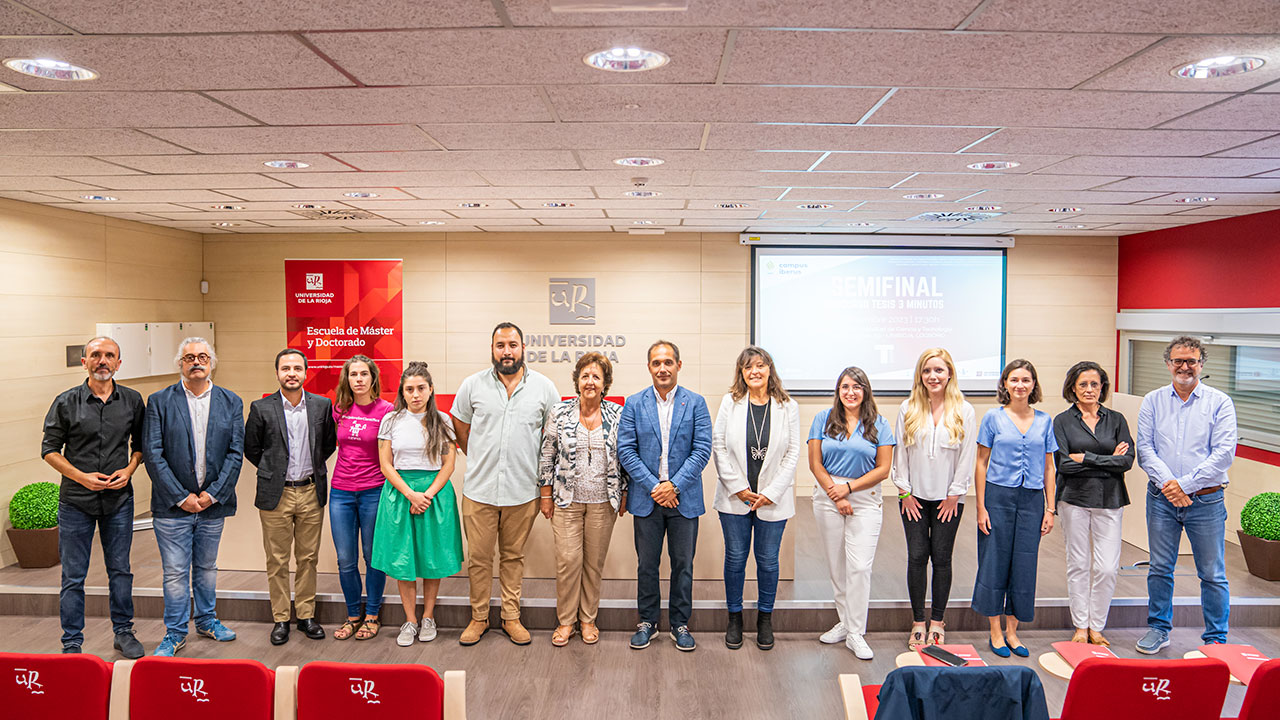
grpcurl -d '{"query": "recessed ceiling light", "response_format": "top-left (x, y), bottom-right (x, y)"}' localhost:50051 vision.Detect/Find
top-left (965, 205), bottom-right (1003, 211)
top-left (457, 202), bottom-right (487, 208)
top-left (211, 222), bottom-right (239, 227)
top-left (623, 103), bottom-right (641, 110)
top-left (3, 58), bottom-right (98, 81)
top-left (632, 220), bottom-right (660, 225)
top-left (584, 47), bottom-right (669, 73)
top-left (716, 203), bottom-right (750, 209)
top-left (1056, 224), bottom-right (1088, 229)
top-left (292, 203), bottom-right (325, 209)
top-left (797, 203), bottom-right (834, 209)
top-left (614, 156), bottom-right (665, 167)
top-left (343, 192), bottom-right (379, 198)
top-left (624, 190), bottom-right (661, 198)
top-left (1172, 56), bottom-right (1266, 79)
top-left (80, 195), bottom-right (117, 201)
top-left (1174, 196), bottom-right (1218, 203)
top-left (542, 202), bottom-right (576, 208)
top-left (418, 220), bottom-right (446, 225)
top-left (1047, 207), bottom-right (1081, 213)
top-left (903, 193), bottom-right (944, 200)
top-left (847, 222), bottom-right (878, 227)
top-left (210, 204), bottom-right (244, 210)
top-left (966, 161), bottom-right (1021, 170)
top-left (264, 159), bottom-right (310, 169)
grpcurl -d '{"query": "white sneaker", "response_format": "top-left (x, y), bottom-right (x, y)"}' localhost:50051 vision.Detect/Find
top-left (819, 622), bottom-right (848, 644)
top-left (396, 622), bottom-right (418, 647)
top-left (846, 633), bottom-right (874, 660)
top-left (419, 617), bottom-right (437, 642)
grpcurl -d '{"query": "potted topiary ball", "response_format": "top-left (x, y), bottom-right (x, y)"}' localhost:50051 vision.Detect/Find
top-left (6, 481), bottom-right (60, 568)
top-left (1238, 492), bottom-right (1280, 582)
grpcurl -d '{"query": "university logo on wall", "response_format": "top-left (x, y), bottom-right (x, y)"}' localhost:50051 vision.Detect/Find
top-left (549, 277), bottom-right (595, 325)
top-left (305, 272), bottom-right (324, 290)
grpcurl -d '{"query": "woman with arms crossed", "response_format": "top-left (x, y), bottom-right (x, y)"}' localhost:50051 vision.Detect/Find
top-left (712, 346), bottom-right (801, 651)
top-left (891, 348), bottom-right (976, 650)
top-left (809, 367), bottom-right (895, 661)
top-left (973, 359), bottom-right (1057, 658)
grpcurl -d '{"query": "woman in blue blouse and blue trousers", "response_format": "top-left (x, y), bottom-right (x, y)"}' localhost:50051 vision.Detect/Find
top-left (974, 359), bottom-right (1058, 658)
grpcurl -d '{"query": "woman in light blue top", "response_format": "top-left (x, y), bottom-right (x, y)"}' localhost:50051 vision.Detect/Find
top-left (807, 366), bottom-right (895, 661)
top-left (973, 358), bottom-right (1058, 659)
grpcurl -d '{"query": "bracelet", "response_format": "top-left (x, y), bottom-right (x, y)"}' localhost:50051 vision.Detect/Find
top-left (899, 491), bottom-right (911, 500)
top-left (846, 482), bottom-right (853, 494)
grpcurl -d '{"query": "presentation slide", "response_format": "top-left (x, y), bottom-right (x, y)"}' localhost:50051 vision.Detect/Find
top-left (753, 246), bottom-right (1006, 394)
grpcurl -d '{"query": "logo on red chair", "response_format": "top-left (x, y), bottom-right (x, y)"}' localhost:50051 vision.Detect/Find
top-left (348, 677), bottom-right (380, 704)
top-left (179, 676), bottom-right (210, 702)
top-left (14, 669), bottom-right (43, 695)
top-left (1142, 676), bottom-right (1171, 700)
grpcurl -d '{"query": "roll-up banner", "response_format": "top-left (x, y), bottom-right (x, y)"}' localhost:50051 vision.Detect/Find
top-left (285, 259), bottom-right (403, 400)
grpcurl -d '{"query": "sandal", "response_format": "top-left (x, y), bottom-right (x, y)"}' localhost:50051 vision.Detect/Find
top-left (1088, 629), bottom-right (1110, 647)
top-left (334, 618), bottom-right (362, 641)
top-left (551, 625), bottom-right (576, 647)
top-left (581, 622), bottom-right (600, 645)
top-left (355, 618), bottom-right (381, 641)
top-left (1071, 628), bottom-right (1089, 643)
top-left (927, 621), bottom-right (946, 646)
top-left (908, 623), bottom-right (927, 650)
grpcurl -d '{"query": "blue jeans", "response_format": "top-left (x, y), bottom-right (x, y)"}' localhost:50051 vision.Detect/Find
top-left (329, 486), bottom-right (386, 618)
top-left (1146, 484), bottom-right (1229, 643)
top-left (719, 511), bottom-right (787, 613)
top-left (153, 513), bottom-right (224, 637)
top-left (58, 500), bottom-right (135, 647)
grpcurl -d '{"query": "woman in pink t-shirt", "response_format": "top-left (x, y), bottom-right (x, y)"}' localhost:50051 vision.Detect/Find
top-left (329, 355), bottom-right (394, 641)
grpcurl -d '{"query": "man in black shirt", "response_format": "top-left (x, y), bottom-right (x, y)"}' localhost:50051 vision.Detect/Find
top-left (41, 336), bottom-right (145, 658)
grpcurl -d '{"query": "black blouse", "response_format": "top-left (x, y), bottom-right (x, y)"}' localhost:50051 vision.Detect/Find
top-left (1052, 404), bottom-right (1134, 509)
top-left (746, 402), bottom-right (770, 493)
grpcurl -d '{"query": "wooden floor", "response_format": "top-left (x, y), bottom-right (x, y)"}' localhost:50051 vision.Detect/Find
top-left (2, 614), bottom-right (1278, 719)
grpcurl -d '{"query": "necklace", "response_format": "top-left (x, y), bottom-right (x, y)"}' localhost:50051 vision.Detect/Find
top-left (748, 402), bottom-right (768, 461)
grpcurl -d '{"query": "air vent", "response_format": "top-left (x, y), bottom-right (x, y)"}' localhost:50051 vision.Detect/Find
top-left (294, 209), bottom-right (379, 221)
top-left (909, 211), bottom-right (1002, 222)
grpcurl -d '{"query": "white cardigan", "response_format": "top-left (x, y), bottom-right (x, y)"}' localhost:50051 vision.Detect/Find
top-left (711, 393), bottom-right (801, 521)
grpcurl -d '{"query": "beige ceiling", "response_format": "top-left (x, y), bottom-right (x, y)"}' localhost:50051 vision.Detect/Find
top-left (0, 0), bottom-right (1278, 235)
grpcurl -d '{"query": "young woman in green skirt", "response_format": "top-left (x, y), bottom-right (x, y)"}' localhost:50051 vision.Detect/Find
top-left (372, 361), bottom-right (464, 647)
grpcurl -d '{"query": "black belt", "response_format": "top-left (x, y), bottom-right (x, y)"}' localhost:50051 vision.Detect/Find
top-left (284, 476), bottom-right (314, 487)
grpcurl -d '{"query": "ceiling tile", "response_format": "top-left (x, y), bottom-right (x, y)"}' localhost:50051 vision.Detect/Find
top-left (1133, 193), bottom-right (1280, 206)
top-left (401, 187), bottom-right (597, 199)
top-left (1167, 205), bottom-right (1280, 216)
top-left (900, 173), bottom-right (1123, 190)
top-left (66, 174), bottom-right (293, 190)
top-left (420, 122), bottom-right (705, 150)
top-left (843, 200), bottom-right (1036, 215)
top-left (20, 0), bottom-right (500, 33)
top-left (1211, 134), bottom-right (1280, 158)
top-left (592, 185), bottom-right (782, 200)
top-left (503, 0), bottom-right (978, 29)
top-left (446, 208), bottom-right (604, 219)
top-left (0, 156), bottom-right (141, 175)
top-left (966, 189), bottom-right (1167, 204)
top-left (0, 176), bottom-right (104, 190)
top-left (0, 4), bottom-right (70, 34)
top-left (209, 87), bottom-right (553, 125)
top-left (1080, 36), bottom-right (1280, 93)
top-left (264, 171), bottom-right (489, 188)
top-left (331, 150), bottom-right (579, 172)
top-left (1036, 156), bottom-right (1280, 177)
top-left (147, 211), bottom-right (312, 221)
top-left (172, 200), bottom-right (361, 212)
top-left (306, 29), bottom-right (725, 85)
top-left (513, 198), bottom-right (687, 210)
top-left (40, 189), bottom-right (243, 202)
top-left (144, 125), bottom-right (441, 154)
top-left (0, 129), bottom-right (192, 155)
top-left (1162, 95), bottom-right (1280, 131)
top-left (546, 85), bottom-right (886, 123)
top-left (1006, 203), bottom-right (1184, 216)
top-left (253, 218), bottom-right (404, 228)
top-left (691, 171), bottom-right (907, 187)
top-left (871, 89), bottom-right (1232, 129)
top-left (728, 30), bottom-right (1157, 88)
top-left (816, 153), bottom-right (1067, 174)
top-left (966, 127), bottom-right (1273, 156)
top-left (577, 150), bottom-right (820, 171)
top-left (1090, 177), bottom-right (1280, 193)
top-left (212, 188), bottom-right (419, 202)
top-left (0, 92), bottom-right (253, 129)
top-left (0, 35), bottom-right (353, 92)
top-left (221, 226), bottom-right (357, 233)
top-left (481, 170), bottom-right (693, 186)
top-left (969, 0), bottom-right (1280, 34)
top-left (706, 124), bottom-right (993, 152)
top-left (98, 154), bottom-right (352, 174)
top-left (780, 188), bottom-right (970, 202)
top-left (46, 202), bottom-right (189, 214)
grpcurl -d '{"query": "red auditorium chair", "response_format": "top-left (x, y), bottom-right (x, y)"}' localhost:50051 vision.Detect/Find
top-left (1058, 657), bottom-right (1230, 720)
top-left (275, 661), bottom-right (466, 720)
top-left (0, 651), bottom-right (113, 720)
top-left (839, 674), bottom-right (879, 720)
top-left (1235, 658), bottom-right (1280, 720)
top-left (114, 656), bottom-right (275, 720)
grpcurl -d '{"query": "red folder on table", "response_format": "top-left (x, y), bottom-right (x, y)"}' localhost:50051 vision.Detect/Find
top-left (917, 644), bottom-right (987, 667)
top-left (1198, 644), bottom-right (1271, 685)
top-left (1051, 641), bottom-right (1118, 668)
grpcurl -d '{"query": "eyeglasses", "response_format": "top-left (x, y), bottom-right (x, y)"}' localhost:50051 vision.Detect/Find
top-left (1168, 358), bottom-right (1201, 367)
top-left (182, 353), bottom-right (212, 364)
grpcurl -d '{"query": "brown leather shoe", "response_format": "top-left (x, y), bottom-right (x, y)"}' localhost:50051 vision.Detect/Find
top-left (1088, 629), bottom-right (1111, 647)
top-left (1071, 628), bottom-right (1089, 643)
top-left (501, 619), bottom-right (532, 646)
top-left (459, 619), bottom-right (489, 646)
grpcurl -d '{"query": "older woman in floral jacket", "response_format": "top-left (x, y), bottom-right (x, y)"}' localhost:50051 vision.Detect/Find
top-left (538, 351), bottom-right (626, 647)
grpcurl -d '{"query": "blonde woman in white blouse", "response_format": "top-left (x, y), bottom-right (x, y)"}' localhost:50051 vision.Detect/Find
top-left (890, 348), bottom-right (977, 650)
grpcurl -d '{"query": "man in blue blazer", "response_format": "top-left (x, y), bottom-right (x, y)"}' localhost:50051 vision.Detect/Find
top-left (142, 337), bottom-right (244, 657)
top-left (617, 340), bottom-right (712, 652)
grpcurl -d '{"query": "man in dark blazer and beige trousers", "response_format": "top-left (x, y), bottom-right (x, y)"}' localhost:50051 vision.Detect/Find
top-left (245, 349), bottom-right (337, 645)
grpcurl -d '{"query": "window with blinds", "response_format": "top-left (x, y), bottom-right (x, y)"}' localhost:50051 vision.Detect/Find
top-left (1129, 339), bottom-right (1280, 453)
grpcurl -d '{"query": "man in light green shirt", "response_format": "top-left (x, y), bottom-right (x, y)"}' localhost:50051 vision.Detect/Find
top-left (451, 322), bottom-right (560, 646)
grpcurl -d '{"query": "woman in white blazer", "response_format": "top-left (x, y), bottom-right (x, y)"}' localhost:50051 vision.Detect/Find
top-left (712, 346), bottom-right (801, 652)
